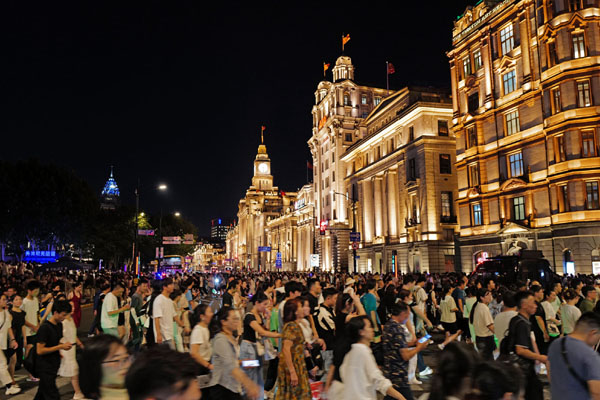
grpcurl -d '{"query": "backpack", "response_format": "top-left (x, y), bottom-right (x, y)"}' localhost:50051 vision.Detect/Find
top-left (498, 315), bottom-right (532, 371)
top-left (144, 295), bottom-right (157, 346)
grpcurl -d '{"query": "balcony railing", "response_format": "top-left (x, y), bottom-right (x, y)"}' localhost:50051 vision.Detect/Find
top-left (441, 215), bottom-right (457, 224)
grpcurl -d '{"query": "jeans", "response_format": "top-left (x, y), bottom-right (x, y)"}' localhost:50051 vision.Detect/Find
top-left (240, 341), bottom-right (264, 400)
top-left (321, 350), bottom-right (333, 382)
top-left (476, 335), bottom-right (495, 361)
top-left (34, 369), bottom-right (59, 400)
top-left (384, 385), bottom-right (414, 400)
top-left (417, 352), bottom-right (427, 373)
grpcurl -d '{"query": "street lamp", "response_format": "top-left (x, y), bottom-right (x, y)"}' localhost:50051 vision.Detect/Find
top-left (135, 182), bottom-right (168, 275)
top-left (174, 212), bottom-right (181, 217)
top-left (330, 190), bottom-right (358, 273)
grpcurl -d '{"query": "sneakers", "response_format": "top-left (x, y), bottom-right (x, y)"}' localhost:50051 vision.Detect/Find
top-left (409, 378), bottom-right (423, 385)
top-left (6, 386), bottom-right (21, 395)
top-left (419, 367), bottom-right (433, 376)
top-left (26, 377), bottom-right (40, 382)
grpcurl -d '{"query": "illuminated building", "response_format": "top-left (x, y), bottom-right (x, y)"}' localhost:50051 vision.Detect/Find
top-left (294, 184), bottom-right (316, 271)
top-left (100, 166), bottom-right (120, 210)
top-left (342, 87), bottom-right (455, 273)
top-left (449, 0), bottom-right (600, 273)
top-left (210, 218), bottom-right (231, 242)
top-left (308, 55), bottom-right (391, 271)
top-left (226, 139), bottom-right (297, 270)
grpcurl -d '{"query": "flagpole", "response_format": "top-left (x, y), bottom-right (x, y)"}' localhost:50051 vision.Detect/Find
top-left (386, 61), bottom-right (389, 96)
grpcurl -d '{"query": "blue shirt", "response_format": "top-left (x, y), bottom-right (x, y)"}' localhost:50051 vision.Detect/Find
top-left (548, 336), bottom-right (600, 400)
top-left (361, 292), bottom-right (380, 326)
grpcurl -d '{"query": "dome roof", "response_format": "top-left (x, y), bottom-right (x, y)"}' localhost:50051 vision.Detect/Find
top-left (335, 55), bottom-right (353, 66)
top-left (317, 81), bottom-right (332, 90)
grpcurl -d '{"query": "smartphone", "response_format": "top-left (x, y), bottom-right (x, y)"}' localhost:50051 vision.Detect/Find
top-left (418, 334), bottom-right (432, 344)
top-left (241, 359), bottom-right (260, 368)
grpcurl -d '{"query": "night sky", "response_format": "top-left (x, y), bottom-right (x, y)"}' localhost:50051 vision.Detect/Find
top-left (4, 1), bottom-right (472, 236)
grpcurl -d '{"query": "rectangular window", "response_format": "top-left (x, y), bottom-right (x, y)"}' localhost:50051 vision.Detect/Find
top-left (547, 41), bottom-right (558, 67)
top-left (586, 181), bottom-right (599, 209)
top-left (509, 152), bottom-right (524, 177)
top-left (472, 203), bottom-right (482, 226)
top-left (572, 33), bottom-right (586, 59)
top-left (577, 80), bottom-right (592, 107)
top-left (408, 158), bottom-right (416, 181)
top-left (500, 24), bottom-right (514, 55)
top-left (440, 154), bottom-right (452, 174)
top-left (443, 229), bottom-right (454, 242)
top-left (513, 196), bottom-right (526, 220)
top-left (581, 130), bottom-right (596, 158)
top-left (325, 177), bottom-right (329, 188)
top-left (468, 92), bottom-right (479, 114)
top-left (473, 49), bottom-right (482, 70)
top-left (503, 70), bottom-right (517, 95)
top-left (374, 97), bottom-right (381, 106)
top-left (555, 135), bottom-right (567, 162)
top-left (441, 191), bottom-right (452, 217)
top-left (468, 163), bottom-right (480, 187)
top-left (463, 55), bottom-right (472, 77)
top-left (438, 120), bottom-right (449, 136)
top-left (505, 110), bottom-right (520, 136)
top-left (569, 0), bottom-right (583, 11)
top-left (558, 185), bottom-right (570, 212)
top-left (361, 94), bottom-right (367, 105)
top-left (409, 126), bottom-right (415, 141)
top-left (332, 171), bottom-right (335, 182)
top-left (551, 87), bottom-right (562, 114)
top-left (345, 133), bottom-right (352, 142)
top-left (343, 94), bottom-right (349, 106)
top-left (466, 125), bottom-right (478, 149)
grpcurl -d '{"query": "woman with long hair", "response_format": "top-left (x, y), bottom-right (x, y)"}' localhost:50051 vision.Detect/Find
top-left (189, 304), bottom-right (214, 399)
top-left (208, 306), bottom-right (260, 400)
top-left (337, 315), bottom-right (405, 400)
top-left (79, 334), bottom-right (131, 400)
top-left (469, 288), bottom-right (495, 360)
top-left (241, 291), bottom-right (280, 400)
top-left (560, 288), bottom-right (581, 335)
top-left (275, 298), bottom-right (311, 400)
top-left (68, 281), bottom-right (83, 328)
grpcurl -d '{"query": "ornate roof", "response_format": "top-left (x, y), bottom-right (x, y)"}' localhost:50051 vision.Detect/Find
top-left (101, 166), bottom-right (120, 197)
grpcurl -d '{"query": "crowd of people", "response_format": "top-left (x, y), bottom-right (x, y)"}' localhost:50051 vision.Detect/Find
top-left (0, 260), bottom-right (599, 399)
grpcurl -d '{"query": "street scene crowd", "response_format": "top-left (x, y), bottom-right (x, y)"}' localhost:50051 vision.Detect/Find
top-left (0, 261), bottom-right (599, 399)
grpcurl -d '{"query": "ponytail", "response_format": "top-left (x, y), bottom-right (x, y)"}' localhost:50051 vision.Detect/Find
top-left (209, 306), bottom-right (233, 339)
top-left (470, 288), bottom-right (489, 324)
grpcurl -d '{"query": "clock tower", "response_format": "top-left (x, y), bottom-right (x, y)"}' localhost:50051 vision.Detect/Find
top-left (252, 142), bottom-right (273, 191)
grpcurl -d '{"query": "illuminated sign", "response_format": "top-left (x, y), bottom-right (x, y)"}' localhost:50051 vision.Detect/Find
top-left (319, 220), bottom-right (328, 235)
top-left (452, 0), bottom-right (512, 44)
top-left (295, 198), bottom-right (306, 210)
top-left (476, 251), bottom-right (488, 265)
top-left (24, 250), bottom-right (58, 264)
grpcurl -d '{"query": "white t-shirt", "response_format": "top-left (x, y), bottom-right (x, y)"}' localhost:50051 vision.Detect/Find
top-left (414, 286), bottom-right (427, 312)
top-left (21, 297), bottom-right (39, 337)
top-left (190, 324), bottom-right (211, 361)
top-left (0, 310), bottom-right (12, 350)
top-left (153, 294), bottom-right (174, 341)
top-left (494, 310), bottom-right (518, 347)
top-left (560, 304), bottom-right (581, 335)
top-left (101, 292), bottom-right (119, 329)
top-left (473, 302), bottom-right (494, 337)
top-left (440, 295), bottom-right (457, 323)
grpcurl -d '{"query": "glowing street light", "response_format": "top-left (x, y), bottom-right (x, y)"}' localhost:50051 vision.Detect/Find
top-left (158, 184), bottom-right (168, 191)
top-left (174, 212), bottom-right (181, 217)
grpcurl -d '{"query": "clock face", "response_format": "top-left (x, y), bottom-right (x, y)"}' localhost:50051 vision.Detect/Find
top-left (258, 163), bottom-right (268, 174)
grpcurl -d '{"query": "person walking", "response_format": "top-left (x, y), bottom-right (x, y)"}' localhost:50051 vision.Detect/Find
top-left (100, 282), bottom-right (129, 338)
top-left (34, 300), bottom-right (73, 400)
top-left (470, 288), bottom-right (495, 360)
top-left (9, 295), bottom-right (26, 372)
top-left (58, 311), bottom-right (84, 399)
top-left (152, 278), bottom-right (175, 348)
top-left (189, 304), bottom-right (214, 400)
top-left (0, 295), bottom-right (20, 395)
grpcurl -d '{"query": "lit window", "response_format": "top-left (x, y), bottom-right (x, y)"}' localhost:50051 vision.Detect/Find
top-left (577, 80), bottom-right (591, 107)
top-left (586, 181), bottom-right (599, 209)
top-left (473, 49), bottom-right (482, 70)
top-left (438, 120), bottom-right (449, 136)
top-left (468, 163), bottom-right (480, 187)
top-left (572, 33), bottom-right (586, 59)
top-left (513, 196), bottom-right (526, 220)
top-left (581, 131), bottom-right (596, 158)
top-left (361, 94), bottom-right (367, 105)
top-left (558, 185), bottom-right (570, 212)
top-left (472, 203), bottom-right (482, 226)
top-left (509, 152), bottom-right (524, 177)
top-left (555, 135), bottom-right (567, 162)
top-left (463, 55), bottom-right (472, 77)
top-left (344, 94), bottom-right (350, 106)
top-left (441, 192), bottom-right (452, 217)
top-left (505, 110), bottom-right (520, 136)
top-left (503, 70), bottom-right (517, 95)
top-left (551, 87), bottom-right (562, 114)
top-left (374, 97), bottom-right (381, 106)
top-left (500, 24), bottom-right (514, 55)
top-left (440, 154), bottom-right (452, 174)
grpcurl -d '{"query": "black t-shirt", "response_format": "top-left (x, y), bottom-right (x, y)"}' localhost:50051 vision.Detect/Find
top-left (222, 292), bottom-right (234, 308)
top-left (36, 320), bottom-right (63, 372)
top-left (307, 293), bottom-right (319, 316)
top-left (530, 301), bottom-right (547, 344)
top-left (334, 312), bottom-right (348, 341)
top-left (510, 314), bottom-right (534, 366)
top-left (10, 310), bottom-right (25, 340)
top-left (243, 313), bottom-right (257, 343)
top-left (315, 304), bottom-right (336, 349)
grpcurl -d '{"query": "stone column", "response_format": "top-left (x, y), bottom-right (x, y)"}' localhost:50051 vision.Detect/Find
top-left (362, 179), bottom-right (374, 242)
top-left (481, 34), bottom-right (494, 105)
top-left (374, 177), bottom-right (383, 238)
top-left (519, 12), bottom-right (532, 84)
top-left (382, 174), bottom-right (389, 238)
top-left (387, 170), bottom-right (398, 238)
top-left (450, 59), bottom-right (460, 119)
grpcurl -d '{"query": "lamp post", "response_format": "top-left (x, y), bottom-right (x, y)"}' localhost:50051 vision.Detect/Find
top-left (331, 190), bottom-right (358, 273)
top-left (134, 182), bottom-right (167, 275)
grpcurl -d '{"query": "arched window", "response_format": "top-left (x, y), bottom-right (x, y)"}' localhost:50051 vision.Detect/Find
top-left (343, 92), bottom-right (350, 106)
top-left (563, 249), bottom-right (575, 274)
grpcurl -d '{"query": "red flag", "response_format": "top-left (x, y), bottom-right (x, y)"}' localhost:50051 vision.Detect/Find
top-left (280, 190), bottom-right (286, 197)
top-left (261, 125), bottom-right (266, 131)
top-left (323, 63), bottom-right (330, 72)
top-left (307, 160), bottom-right (313, 169)
top-left (387, 63), bottom-right (395, 75)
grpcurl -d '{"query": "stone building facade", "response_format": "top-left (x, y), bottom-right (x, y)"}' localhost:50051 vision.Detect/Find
top-left (449, 0), bottom-right (600, 273)
top-left (341, 88), bottom-right (456, 273)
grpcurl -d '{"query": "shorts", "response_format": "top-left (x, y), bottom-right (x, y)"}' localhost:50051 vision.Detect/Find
top-left (441, 321), bottom-right (458, 334)
top-left (3, 348), bottom-right (15, 360)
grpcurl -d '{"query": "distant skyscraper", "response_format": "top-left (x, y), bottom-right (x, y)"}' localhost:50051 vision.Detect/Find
top-left (101, 166), bottom-right (120, 210)
top-left (210, 218), bottom-right (231, 242)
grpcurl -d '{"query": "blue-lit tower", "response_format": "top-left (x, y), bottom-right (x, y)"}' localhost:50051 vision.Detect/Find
top-left (100, 166), bottom-right (121, 210)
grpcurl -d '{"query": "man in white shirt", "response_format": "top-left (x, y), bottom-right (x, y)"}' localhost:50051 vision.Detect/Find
top-left (413, 276), bottom-right (428, 334)
top-left (101, 281), bottom-right (129, 337)
top-left (22, 280), bottom-right (41, 372)
top-left (494, 291), bottom-right (518, 348)
top-left (153, 278), bottom-right (175, 348)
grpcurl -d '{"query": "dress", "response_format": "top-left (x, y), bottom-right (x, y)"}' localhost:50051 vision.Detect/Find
top-left (275, 321), bottom-right (311, 400)
top-left (71, 292), bottom-right (82, 328)
top-left (58, 318), bottom-right (78, 377)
